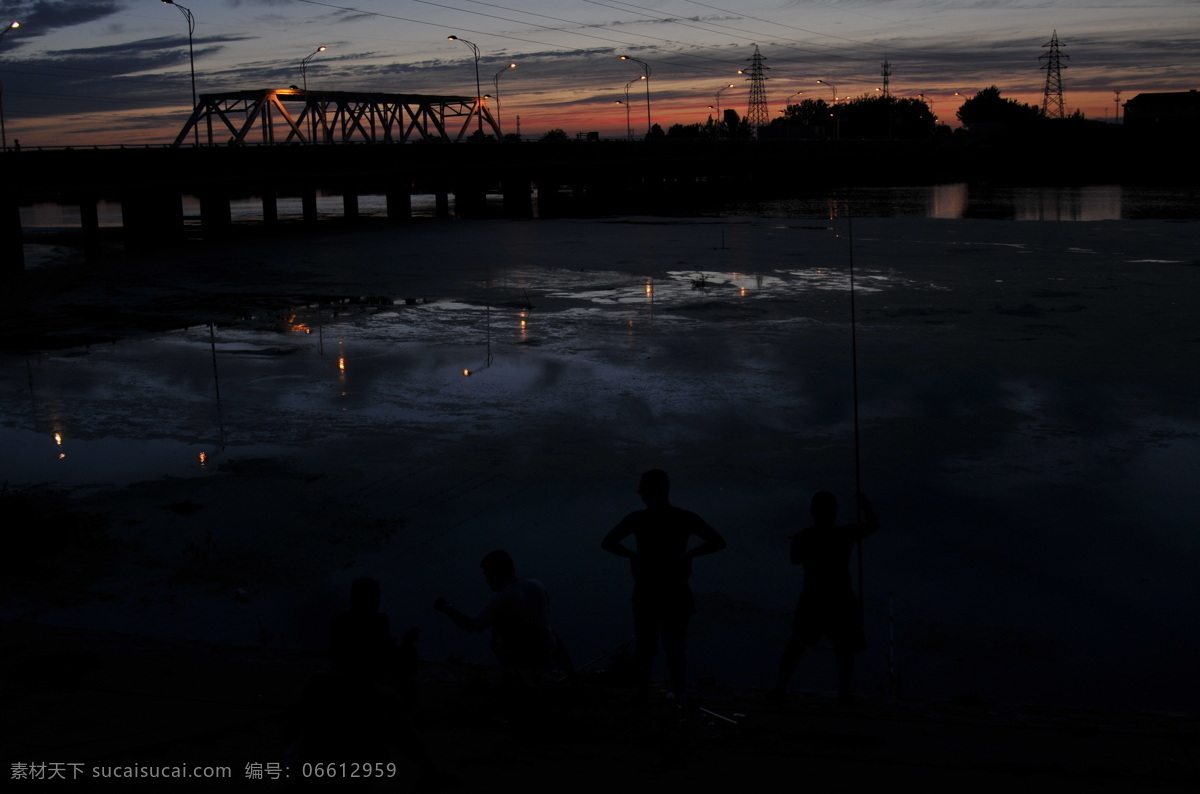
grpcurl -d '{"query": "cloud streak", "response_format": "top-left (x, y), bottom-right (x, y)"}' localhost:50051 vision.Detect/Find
top-left (0, 1), bottom-right (124, 37)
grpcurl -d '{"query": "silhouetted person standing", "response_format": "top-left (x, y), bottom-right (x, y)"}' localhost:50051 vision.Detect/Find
top-left (329, 576), bottom-right (419, 708)
top-left (434, 550), bottom-right (558, 681)
top-left (292, 577), bottom-right (454, 790)
top-left (602, 469), bottom-right (726, 707)
top-left (772, 491), bottom-right (879, 704)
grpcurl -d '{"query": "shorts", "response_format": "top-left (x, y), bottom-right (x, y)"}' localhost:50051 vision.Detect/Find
top-left (790, 591), bottom-right (866, 655)
top-left (632, 586), bottom-right (694, 658)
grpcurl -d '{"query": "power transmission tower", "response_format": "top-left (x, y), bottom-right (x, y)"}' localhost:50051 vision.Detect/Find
top-left (744, 44), bottom-right (770, 135)
top-left (881, 59), bottom-right (891, 99)
top-left (1039, 30), bottom-right (1068, 118)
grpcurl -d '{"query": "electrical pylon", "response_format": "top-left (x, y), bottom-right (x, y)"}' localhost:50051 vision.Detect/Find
top-left (1039, 30), bottom-right (1068, 118)
top-left (881, 59), bottom-right (891, 99)
top-left (744, 44), bottom-right (770, 135)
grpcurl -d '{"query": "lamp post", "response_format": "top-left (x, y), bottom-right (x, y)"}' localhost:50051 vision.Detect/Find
top-left (782, 91), bottom-right (803, 138)
top-left (619, 55), bottom-right (651, 137)
top-left (161, 2), bottom-right (197, 141)
top-left (619, 78), bottom-right (641, 140)
top-left (162, 4), bottom-right (196, 112)
top-left (714, 83), bottom-right (735, 119)
top-left (0, 22), bottom-right (18, 151)
top-left (448, 36), bottom-right (484, 137)
top-left (492, 62), bottom-right (516, 137)
top-left (818, 80), bottom-right (839, 140)
top-left (301, 46), bottom-right (326, 94)
top-left (301, 46), bottom-right (327, 143)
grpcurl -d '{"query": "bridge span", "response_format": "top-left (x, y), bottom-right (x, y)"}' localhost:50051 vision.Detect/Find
top-left (10, 138), bottom-right (939, 275)
top-left (173, 89), bottom-right (501, 147)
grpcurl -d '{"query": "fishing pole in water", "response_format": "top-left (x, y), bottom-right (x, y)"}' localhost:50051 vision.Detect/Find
top-left (845, 201), bottom-right (864, 604)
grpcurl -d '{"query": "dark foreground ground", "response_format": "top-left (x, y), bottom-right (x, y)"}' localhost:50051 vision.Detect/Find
top-left (3, 215), bottom-right (1198, 790)
top-left (3, 620), bottom-right (1196, 793)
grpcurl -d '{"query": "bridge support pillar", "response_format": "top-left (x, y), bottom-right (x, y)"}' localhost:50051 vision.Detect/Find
top-left (454, 180), bottom-right (488, 220)
top-left (435, 190), bottom-right (450, 219)
top-left (79, 195), bottom-right (102, 260)
top-left (122, 189), bottom-right (183, 253)
top-left (342, 191), bottom-right (359, 222)
top-left (262, 190), bottom-right (278, 225)
top-left (301, 187), bottom-right (318, 227)
top-left (502, 172), bottom-right (533, 219)
top-left (200, 191), bottom-right (233, 238)
top-left (1, 194), bottom-right (22, 277)
top-left (534, 177), bottom-right (562, 219)
top-left (386, 186), bottom-right (411, 222)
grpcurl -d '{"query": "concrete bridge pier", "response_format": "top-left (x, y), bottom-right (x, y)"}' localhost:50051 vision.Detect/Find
top-left (435, 189), bottom-right (450, 219)
top-left (122, 189), bottom-right (183, 253)
top-left (199, 191), bottom-right (233, 238)
top-left (454, 178), bottom-right (488, 220)
top-left (385, 184), bottom-right (411, 222)
top-left (502, 171), bottom-right (533, 219)
top-left (301, 186), bottom-right (318, 227)
top-left (77, 195), bottom-right (103, 260)
top-left (1, 194), bottom-right (22, 276)
top-left (342, 189), bottom-right (359, 222)
top-left (534, 176), bottom-right (562, 218)
top-left (262, 189), bottom-right (279, 226)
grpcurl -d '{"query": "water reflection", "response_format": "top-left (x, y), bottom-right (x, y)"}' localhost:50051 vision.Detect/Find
top-left (721, 184), bottom-right (1199, 221)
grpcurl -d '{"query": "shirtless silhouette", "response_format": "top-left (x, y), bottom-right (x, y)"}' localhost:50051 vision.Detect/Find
top-left (772, 491), bottom-right (879, 704)
top-left (602, 469), bottom-right (726, 706)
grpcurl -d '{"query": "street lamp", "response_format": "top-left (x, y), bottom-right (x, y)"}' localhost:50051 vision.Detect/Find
top-left (619, 77), bottom-right (642, 140)
top-left (0, 22), bottom-right (19, 151)
top-left (818, 80), bottom-right (839, 140)
top-left (714, 83), bottom-right (735, 118)
top-left (301, 46), bottom-right (326, 94)
top-left (492, 62), bottom-right (516, 137)
top-left (448, 35), bottom-right (484, 137)
top-left (301, 46), bottom-right (326, 143)
top-left (161, 2), bottom-right (197, 145)
top-left (619, 55), bottom-right (651, 137)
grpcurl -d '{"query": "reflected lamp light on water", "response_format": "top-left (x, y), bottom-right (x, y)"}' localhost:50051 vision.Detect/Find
top-left (198, 452), bottom-right (208, 466)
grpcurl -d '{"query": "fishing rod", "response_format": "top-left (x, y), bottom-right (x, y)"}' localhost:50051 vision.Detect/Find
top-left (845, 200), bottom-right (864, 604)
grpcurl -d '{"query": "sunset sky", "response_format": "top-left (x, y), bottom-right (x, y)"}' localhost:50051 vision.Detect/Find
top-left (0, 0), bottom-right (1196, 146)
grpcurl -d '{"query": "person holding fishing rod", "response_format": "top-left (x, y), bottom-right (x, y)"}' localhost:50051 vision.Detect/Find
top-left (771, 491), bottom-right (879, 705)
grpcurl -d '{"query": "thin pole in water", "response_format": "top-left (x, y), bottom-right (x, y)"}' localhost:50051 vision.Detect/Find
top-left (209, 321), bottom-right (226, 449)
top-left (846, 202), bottom-right (864, 602)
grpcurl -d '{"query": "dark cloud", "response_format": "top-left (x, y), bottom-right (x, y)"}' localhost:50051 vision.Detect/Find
top-left (45, 34), bottom-right (248, 59)
top-left (222, 0), bottom-right (296, 7)
top-left (0, 1), bottom-right (124, 36)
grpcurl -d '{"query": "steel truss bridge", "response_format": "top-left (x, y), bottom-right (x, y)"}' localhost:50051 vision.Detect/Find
top-left (172, 89), bottom-right (501, 147)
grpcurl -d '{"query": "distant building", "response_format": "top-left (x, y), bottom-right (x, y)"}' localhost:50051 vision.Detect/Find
top-left (1123, 90), bottom-right (1200, 134)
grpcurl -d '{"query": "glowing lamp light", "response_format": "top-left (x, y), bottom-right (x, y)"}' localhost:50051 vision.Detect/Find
top-left (54, 432), bottom-right (62, 445)
top-left (198, 452), bottom-right (208, 466)
top-left (462, 369), bottom-right (472, 377)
